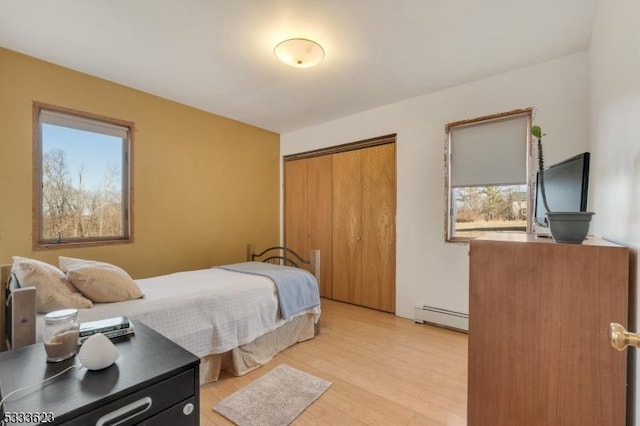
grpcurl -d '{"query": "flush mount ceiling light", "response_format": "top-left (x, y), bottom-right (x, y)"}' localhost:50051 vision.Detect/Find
top-left (274, 38), bottom-right (325, 68)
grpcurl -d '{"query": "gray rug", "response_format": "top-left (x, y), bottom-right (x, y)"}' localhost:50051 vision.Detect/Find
top-left (214, 364), bottom-right (332, 426)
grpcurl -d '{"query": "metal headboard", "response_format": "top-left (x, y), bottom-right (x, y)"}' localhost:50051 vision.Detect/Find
top-left (246, 244), bottom-right (320, 282)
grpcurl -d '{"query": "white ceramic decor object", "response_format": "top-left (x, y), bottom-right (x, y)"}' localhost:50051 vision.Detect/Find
top-left (78, 333), bottom-right (120, 370)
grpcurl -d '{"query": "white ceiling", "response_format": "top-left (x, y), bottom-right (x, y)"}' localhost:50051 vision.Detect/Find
top-left (0, 0), bottom-right (598, 133)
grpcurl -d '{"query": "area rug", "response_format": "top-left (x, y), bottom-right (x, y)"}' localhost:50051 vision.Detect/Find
top-left (213, 364), bottom-right (332, 426)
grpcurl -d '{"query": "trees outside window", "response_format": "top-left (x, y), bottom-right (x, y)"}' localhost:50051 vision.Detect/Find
top-left (452, 184), bottom-right (528, 238)
top-left (34, 104), bottom-right (132, 248)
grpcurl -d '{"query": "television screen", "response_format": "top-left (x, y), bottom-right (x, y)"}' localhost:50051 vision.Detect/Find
top-left (534, 152), bottom-right (590, 227)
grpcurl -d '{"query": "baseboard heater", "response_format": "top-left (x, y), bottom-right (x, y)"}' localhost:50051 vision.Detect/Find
top-left (414, 305), bottom-right (468, 332)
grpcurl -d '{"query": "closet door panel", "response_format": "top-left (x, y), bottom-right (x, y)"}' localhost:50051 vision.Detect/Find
top-left (332, 150), bottom-right (363, 304)
top-left (284, 160), bottom-right (309, 264)
top-left (361, 144), bottom-right (396, 312)
top-left (307, 155), bottom-right (333, 298)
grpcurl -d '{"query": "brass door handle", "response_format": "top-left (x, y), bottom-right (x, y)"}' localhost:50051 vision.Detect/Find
top-left (609, 323), bottom-right (640, 350)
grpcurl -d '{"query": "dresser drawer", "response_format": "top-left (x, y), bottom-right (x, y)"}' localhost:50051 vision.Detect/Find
top-left (63, 369), bottom-right (195, 426)
top-left (139, 396), bottom-right (197, 426)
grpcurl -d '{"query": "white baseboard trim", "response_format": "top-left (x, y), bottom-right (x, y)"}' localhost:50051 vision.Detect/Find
top-left (414, 305), bottom-right (468, 332)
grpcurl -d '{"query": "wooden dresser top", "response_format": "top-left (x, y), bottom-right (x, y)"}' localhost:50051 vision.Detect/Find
top-left (474, 232), bottom-right (624, 248)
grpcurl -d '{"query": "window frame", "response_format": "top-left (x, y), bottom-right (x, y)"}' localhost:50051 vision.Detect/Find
top-left (33, 102), bottom-right (134, 249)
top-left (444, 108), bottom-right (534, 243)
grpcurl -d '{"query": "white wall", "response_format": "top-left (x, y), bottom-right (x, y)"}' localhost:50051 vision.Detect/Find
top-left (282, 53), bottom-right (590, 320)
top-left (589, 0), bottom-right (640, 422)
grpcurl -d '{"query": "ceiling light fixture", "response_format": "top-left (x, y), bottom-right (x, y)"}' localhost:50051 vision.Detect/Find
top-left (274, 38), bottom-right (325, 68)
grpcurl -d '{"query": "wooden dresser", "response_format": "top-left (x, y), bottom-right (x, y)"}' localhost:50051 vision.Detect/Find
top-left (468, 233), bottom-right (629, 426)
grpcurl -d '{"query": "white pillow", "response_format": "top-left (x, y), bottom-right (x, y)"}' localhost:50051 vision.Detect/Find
top-left (59, 257), bottom-right (144, 303)
top-left (11, 256), bottom-right (93, 313)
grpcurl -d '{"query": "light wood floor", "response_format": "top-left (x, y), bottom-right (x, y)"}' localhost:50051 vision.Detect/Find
top-left (200, 298), bottom-right (468, 425)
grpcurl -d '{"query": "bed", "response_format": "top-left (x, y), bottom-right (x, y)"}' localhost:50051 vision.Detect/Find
top-left (1, 245), bottom-right (321, 384)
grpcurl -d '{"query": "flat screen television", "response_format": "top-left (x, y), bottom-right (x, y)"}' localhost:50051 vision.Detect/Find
top-left (534, 152), bottom-right (590, 229)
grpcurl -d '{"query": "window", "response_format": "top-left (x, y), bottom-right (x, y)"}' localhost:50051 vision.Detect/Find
top-left (445, 109), bottom-right (532, 242)
top-left (33, 103), bottom-right (133, 248)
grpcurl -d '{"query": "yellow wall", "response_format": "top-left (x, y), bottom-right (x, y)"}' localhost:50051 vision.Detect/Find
top-left (0, 48), bottom-right (280, 278)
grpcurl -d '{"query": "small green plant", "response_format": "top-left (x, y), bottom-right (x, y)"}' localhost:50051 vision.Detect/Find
top-left (531, 125), bottom-right (551, 213)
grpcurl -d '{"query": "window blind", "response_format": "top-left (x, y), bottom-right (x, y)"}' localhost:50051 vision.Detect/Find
top-left (450, 114), bottom-right (528, 187)
top-left (40, 110), bottom-right (129, 139)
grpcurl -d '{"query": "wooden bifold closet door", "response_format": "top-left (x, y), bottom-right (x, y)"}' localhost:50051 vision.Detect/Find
top-left (284, 141), bottom-right (396, 313)
top-left (284, 155), bottom-right (333, 298)
top-left (332, 143), bottom-right (396, 313)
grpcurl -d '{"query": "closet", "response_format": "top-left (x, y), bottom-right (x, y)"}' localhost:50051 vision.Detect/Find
top-left (284, 136), bottom-right (396, 312)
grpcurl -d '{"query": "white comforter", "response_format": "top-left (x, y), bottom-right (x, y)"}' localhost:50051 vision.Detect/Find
top-left (38, 267), bottom-right (320, 357)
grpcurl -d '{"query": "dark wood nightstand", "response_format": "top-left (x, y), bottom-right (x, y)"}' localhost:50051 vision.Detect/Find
top-left (0, 320), bottom-right (200, 425)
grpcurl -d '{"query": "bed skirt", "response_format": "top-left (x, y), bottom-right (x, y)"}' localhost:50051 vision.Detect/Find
top-left (199, 312), bottom-right (316, 384)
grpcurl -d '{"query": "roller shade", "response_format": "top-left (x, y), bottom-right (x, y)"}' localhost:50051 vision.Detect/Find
top-left (40, 109), bottom-right (129, 139)
top-left (450, 114), bottom-right (527, 187)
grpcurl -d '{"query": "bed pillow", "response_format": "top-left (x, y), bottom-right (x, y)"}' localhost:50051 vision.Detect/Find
top-left (11, 256), bottom-right (93, 313)
top-left (59, 256), bottom-right (144, 303)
